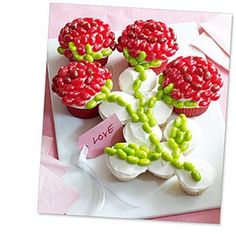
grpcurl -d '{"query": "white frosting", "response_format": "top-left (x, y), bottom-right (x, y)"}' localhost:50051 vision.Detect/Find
top-left (123, 121), bottom-right (162, 149)
top-left (163, 118), bottom-right (201, 154)
top-left (176, 159), bottom-right (216, 194)
top-left (99, 91), bottom-right (137, 124)
top-left (147, 142), bottom-right (185, 179)
top-left (118, 67), bottom-right (157, 95)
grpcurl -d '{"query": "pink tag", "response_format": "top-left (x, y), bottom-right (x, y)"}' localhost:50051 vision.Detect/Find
top-left (78, 114), bottom-right (124, 158)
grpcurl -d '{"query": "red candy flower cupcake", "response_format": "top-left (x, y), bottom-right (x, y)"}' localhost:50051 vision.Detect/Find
top-left (157, 56), bottom-right (223, 117)
top-left (57, 18), bottom-right (116, 66)
top-left (117, 20), bottom-right (178, 74)
top-left (51, 61), bottom-right (113, 119)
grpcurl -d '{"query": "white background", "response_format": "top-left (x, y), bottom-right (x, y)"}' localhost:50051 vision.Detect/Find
top-left (0, 0), bottom-right (235, 235)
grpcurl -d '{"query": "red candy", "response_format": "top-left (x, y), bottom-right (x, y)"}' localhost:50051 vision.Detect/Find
top-left (162, 56), bottom-right (223, 107)
top-left (52, 61), bottom-right (112, 107)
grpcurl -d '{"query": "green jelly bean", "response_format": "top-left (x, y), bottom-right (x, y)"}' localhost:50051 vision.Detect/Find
top-left (137, 51), bottom-right (147, 63)
top-left (116, 149), bottom-right (127, 160)
top-left (170, 127), bottom-right (178, 139)
top-left (148, 96), bottom-right (157, 108)
top-left (128, 57), bottom-right (138, 66)
top-left (94, 93), bottom-right (106, 101)
top-left (126, 104), bottom-right (135, 115)
top-left (172, 147), bottom-right (181, 159)
top-left (73, 53), bottom-right (83, 61)
top-left (150, 59), bottom-right (162, 67)
top-left (114, 143), bottom-right (126, 150)
top-left (149, 117), bottom-right (157, 127)
top-left (171, 159), bottom-right (183, 169)
top-left (168, 138), bottom-right (179, 150)
top-left (139, 145), bottom-right (149, 153)
top-left (131, 113), bottom-right (140, 122)
top-left (117, 97), bottom-right (127, 106)
top-left (174, 117), bottom-right (182, 128)
top-left (184, 100), bottom-right (197, 108)
top-left (134, 65), bottom-right (145, 72)
top-left (128, 143), bottom-right (139, 151)
top-left (83, 54), bottom-right (94, 63)
top-left (155, 143), bottom-right (163, 153)
top-left (175, 131), bottom-right (185, 144)
top-left (139, 97), bottom-right (147, 107)
top-left (184, 130), bottom-right (192, 141)
top-left (137, 107), bottom-right (144, 114)
top-left (139, 112), bottom-right (148, 122)
top-left (161, 152), bottom-right (173, 162)
top-left (180, 119), bottom-right (188, 132)
top-left (163, 95), bottom-right (173, 105)
top-left (158, 74), bottom-right (165, 85)
top-left (136, 150), bottom-right (148, 159)
top-left (191, 169), bottom-right (202, 182)
top-left (133, 79), bottom-right (142, 91)
top-left (142, 122), bottom-right (153, 134)
top-left (179, 114), bottom-right (187, 121)
top-left (146, 108), bottom-right (153, 118)
top-left (102, 48), bottom-right (112, 56)
top-left (123, 147), bottom-right (136, 156)
top-left (156, 90), bottom-right (164, 100)
top-left (139, 70), bottom-right (146, 81)
top-left (148, 152), bottom-right (161, 161)
top-left (85, 44), bottom-right (92, 54)
top-left (134, 91), bottom-right (143, 99)
top-left (149, 134), bottom-right (160, 145)
top-left (123, 48), bottom-right (129, 58)
top-left (107, 94), bottom-right (118, 102)
top-left (183, 162), bottom-right (195, 171)
top-left (91, 52), bottom-right (103, 60)
top-left (68, 42), bottom-right (77, 52)
top-left (142, 63), bottom-right (150, 70)
top-left (127, 156), bottom-right (139, 165)
top-left (138, 158), bottom-right (150, 166)
top-left (104, 147), bottom-right (117, 156)
top-left (101, 86), bottom-right (110, 96)
top-left (86, 100), bottom-right (97, 109)
top-left (164, 83), bottom-right (174, 94)
top-left (105, 79), bottom-right (113, 90)
top-left (57, 47), bottom-right (65, 55)
top-left (158, 85), bottom-right (163, 91)
top-left (180, 141), bottom-right (189, 152)
top-left (173, 100), bottom-right (184, 109)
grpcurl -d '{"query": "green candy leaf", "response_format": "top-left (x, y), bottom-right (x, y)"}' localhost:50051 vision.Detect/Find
top-left (183, 162), bottom-right (195, 171)
top-left (68, 42), bottom-right (77, 52)
top-left (163, 83), bottom-right (174, 94)
top-left (57, 47), bottom-right (65, 55)
top-left (116, 149), bottom-right (127, 160)
top-left (107, 94), bottom-right (118, 102)
top-left (171, 159), bottom-right (183, 169)
top-left (133, 79), bottom-right (142, 91)
top-left (105, 79), bottom-right (113, 90)
top-left (134, 65), bottom-right (145, 72)
top-left (83, 54), bottom-right (94, 63)
top-left (148, 152), bottom-right (161, 161)
top-left (114, 143), bottom-right (126, 150)
top-left (85, 44), bottom-right (92, 54)
top-left (163, 95), bottom-right (173, 105)
top-left (173, 100), bottom-right (184, 109)
top-left (142, 122), bottom-right (152, 134)
top-left (131, 113), bottom-right (140, 122)
top-left (158, 74), bottom-right (165, 85)
top-left (161, 152), bottom-right (173, 162)
top-left (138, 158), bottom-right (150, 166)
top-left (137, 51), bottom-right (147, 63)
top-left (184, 100), bottom-right (198, 108)
top-left (191, 169), bottom-right (202, 182)
top-left (128, 57), bottom-right (138, 66)
top-left (86, 100), bottom-right (97, 109)
top-left (127, 156), bottom-right (139, 164)
top-left (123, 48), bottom-right (129, 58)
top-left (149, 133), bottom-right (160, 145)
top-left (150, 59), bottom-right (162, 67)
top-left (104, 147), bottom-right (117, 156)
top-left (102, 48), bottom-right (112, 56)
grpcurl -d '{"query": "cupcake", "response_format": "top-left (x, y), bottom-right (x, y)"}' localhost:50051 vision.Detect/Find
top-left (51, 60), bottom-right (113, 118)
top-left (158, 56), bottom-right (223, 117)
top-left (57, 17), bottom-right (116, 65)
top-left (116, 20), bottom-right (178, 74)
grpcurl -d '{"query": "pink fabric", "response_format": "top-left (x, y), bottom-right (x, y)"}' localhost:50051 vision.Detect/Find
top-left (41, 3), bottom-right (226, 222)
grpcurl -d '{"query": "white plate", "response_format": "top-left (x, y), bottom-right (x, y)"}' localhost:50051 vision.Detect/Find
top-left (47, 23), bottom-right (225, 218)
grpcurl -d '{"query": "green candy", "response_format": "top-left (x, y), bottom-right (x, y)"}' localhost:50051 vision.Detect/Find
top-left (128, 143), bottom-right (139, 151)
top-left (131, 113), bottom-right (140, 122)
top-left (161, 152), bottom-right (173, 162)
top-left (174, 117), bottom-right (182, 128)
top-left (104, 147), bottom-right (117, 156)
top-left (150, 60), bottom-right (162, 67)
top-left (136, 150), bottom-right (148, 159)
top-left (139, 112), bottom-right (148, 122)
top-left (107, 94), bottom-right (118, 102)
top-left (114, 143), bottom-right (126, 150)
top-left (105, 79), bottom-right (113, 90)
top-left (68, 42), bottom-right (77, 52)
top-left (116, 149), bottom-right (127, 160)
top-left (148, 152), bottom-right (161, 161)
top-left (156, 90), bottom-right (164, 100)
top-left (133, 79), bottom-right (142, 91)
top-left (138, 158), bottom-right (150, 166)
top-left (101, 86), bottom-right (110, 96)
top-left (170, 127), bottom-right (178, 139)
top-left (163, 95), bottom-right (173, 105)
top-left (173, 100), bottom-right (184, 109)
top-left (142, 63), bottom-right (150, 70)
top-left (180, 142), bottom-right (189, 152)
top-left (149, 134), bottom-right (160, 145)
top-left (183, 161), bottom-right (195, 171)
top-left (179, 114), bottom-right (187, 121)
top-left (171, 159), bottom-right (183, 169)
top-left (126, 104), bottom-right (135, 115)
top-left (149, 117), bottom-right (157, 127)
top-left (134, 91), bottom-right (143, 99)
top-left (57, 47), bottom-right (65, 55)
top-left (123, 147), bottom-right (136, 156)
top-left (127, 156), bottom-right (139, 165)
top-left (85, 44), bottom-right (92, 54)
top-left (184, 100), bottom-right (197, 108)
top-left (83, 54), bottom-right (94, 63)
top-left (180, 119), bottom-right (188, 131)
top-left (168, 138), bottom-right (179, 150)
top-left (117, 96), bottom-right (127, 106)
top-left (139, 145), bottom-right (149, 153)
top-left (146, 108), bottom-right (153, 118)
top-left (73, 53), bottom-right (83, 61)
top-left (134, 65), bottom-right (145, 72)
top-left (184, 130), bottom-right (192, 141)
top-left (163, 83), bottom-right (174, 94)
top-left (137, 107), bottom-right (144, 114)
top-left (155, 143), bottom-right (163, 153)
top-left (123, 48), bottom-right (129, 58)
top-left (128, 57), bottom-right (138, 66)
top-left (158, 74), bottom-right (165, 85)
top-left (86, 100), bottom-right (97, 109)
top-left (137, 51), bottom-right (147, 63)
top-left (172, 148), bottom-right (181, 159)
top-left (142, 122), bottom-right (152, 134)
top-left (102, 48), bottom-right (112, 56)
top-left (94, 93), bottom-right (106, 101)
top-left (191, 169), bottom-right (202, 182)
top-left (139, 97), bottom-right (147, 107)
top-left (148, 96), bottom-right (157, 108)
top-left (139, 70), bottom-right (146, 81)
top-left (91, 52), bottom-right (103, 60)
top-left (158, 85), bottom-right (163, 91)
top-left (175, 131), bottom-right (185, 144)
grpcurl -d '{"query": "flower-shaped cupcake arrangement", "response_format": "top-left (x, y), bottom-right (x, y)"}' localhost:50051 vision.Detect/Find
top-left (52, 18), bottom-right (223, 196)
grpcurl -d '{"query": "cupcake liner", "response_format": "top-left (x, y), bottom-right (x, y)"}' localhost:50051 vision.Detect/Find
top-left (173, 106), bottom-right (209, 117)
top-left (67, 105), bottom-right (99, 119)
top-left (150, 60), bottom-right (168, 75)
